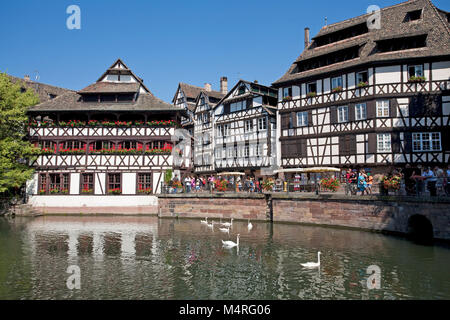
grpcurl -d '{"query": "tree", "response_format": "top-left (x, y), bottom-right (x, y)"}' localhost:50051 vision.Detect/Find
top-left (0, 73), bottom-right (39, 193)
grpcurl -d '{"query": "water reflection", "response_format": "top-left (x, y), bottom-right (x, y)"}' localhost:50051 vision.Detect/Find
top-left (0, 216), bottom-right (449, 300)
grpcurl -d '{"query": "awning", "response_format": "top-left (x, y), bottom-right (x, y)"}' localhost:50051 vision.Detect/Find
top-left (219, 172), bottom-right (246, 176)
top-left (275, 167), bottom-right (341, 174)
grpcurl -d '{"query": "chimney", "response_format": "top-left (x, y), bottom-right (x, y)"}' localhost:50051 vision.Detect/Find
top-left (204, 83), bottom-right (212, 92)
top-left (304, 27), bottom-right (310, 48)
top-left (220, 76), bottom-right (228, 94)
top-left (254, 80), bottom-right (258, 84)
top-left (24, 75), bottom-right (30, 81)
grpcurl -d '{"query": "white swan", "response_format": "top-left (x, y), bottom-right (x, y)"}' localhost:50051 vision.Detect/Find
top-left (201, 217), bottom-right (208, 225)
top-left (207, 221), bottom-right (214, 229)
top-left (221, 218), bottom-right (234, 228)
top-left (248, 219), bottom-right (253, 231)
top-left (219, 226), bottom-right (230, 233)
top-left (301, 251), bottom-right (321, 268)
top-left (222, 234), bottom-right (240, 248)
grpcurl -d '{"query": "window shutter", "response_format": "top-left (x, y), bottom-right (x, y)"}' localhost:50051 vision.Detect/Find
top-left (390, 99), bottom-right (397, 118)
top-left (404, 132), bottom-right (413, 153)
top-left (300, 139), bottom-right (307, 157)
top-left (290, 112), bottom-right (296, 128)
top-left (329, 106), bottom-right (337, 124)
top-left (391, 132), bottom-right (400, 153)
top-left (339, 136), bottom-right (346, 156)
top-left (366, 100), bottom-right (376, 119)
top-left (348, 104), bottom-right (355, 122)
top-left (349, 135), bottom-right (357, 154)
top-left (368, 133), bottom-right (377, 154)
top-left (308, 111), bottom-right (313, 126)
top-left (281, 114), bottom-right (289, 129)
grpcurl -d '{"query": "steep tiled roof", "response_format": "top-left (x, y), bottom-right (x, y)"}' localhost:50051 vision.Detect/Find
top-left (78, 82), bottom-right (140, 94)
top-left (7, 75), bottom-right (73, 103)
top-left (273, 0), bottom-right (450, 86)
top-left (28, 91), bottom-right (182, 112)
top-left (179, 83), bottom-right (205, 100)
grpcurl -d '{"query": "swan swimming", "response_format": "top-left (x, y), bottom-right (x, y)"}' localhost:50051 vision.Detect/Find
top-left (219, 226), bottom-right (230, 233)
top-left (247, 219), bottom-right (253, 231)
top-left (222, 234), bottom-right (240, 248)
top-left (201, 217), bottom-right (208, 225)
top-left (301, 251), bottom-right (321, 268)
top-left (221, 218), bottom-right (233, 228)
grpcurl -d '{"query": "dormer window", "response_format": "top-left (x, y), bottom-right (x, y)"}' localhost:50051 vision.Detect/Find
top-left (238, 85), bottom-right (246, 95)
top-left (405, 9), bottom-right (422, 22)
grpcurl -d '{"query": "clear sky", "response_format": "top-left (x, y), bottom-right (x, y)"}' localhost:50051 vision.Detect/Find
top-left (0, 0), bottom-right (448, 102)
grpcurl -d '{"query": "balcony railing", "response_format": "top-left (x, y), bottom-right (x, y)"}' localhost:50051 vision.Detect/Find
top-left (280, 80), bottom-right (450, 110)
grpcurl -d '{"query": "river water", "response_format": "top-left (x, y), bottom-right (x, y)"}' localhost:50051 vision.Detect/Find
top-left (0, 215), bottom-right (449, 300)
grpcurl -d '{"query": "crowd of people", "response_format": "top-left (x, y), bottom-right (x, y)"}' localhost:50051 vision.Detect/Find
top-left (343, 169), bottom-right (374, 196)
top-left (168, 164), bottom-right (450, 197)
top-left (168, 175), bottom-right (263, 193)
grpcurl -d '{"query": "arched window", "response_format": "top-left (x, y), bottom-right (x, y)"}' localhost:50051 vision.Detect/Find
top-left (90, 141), bottom-right (115, 151)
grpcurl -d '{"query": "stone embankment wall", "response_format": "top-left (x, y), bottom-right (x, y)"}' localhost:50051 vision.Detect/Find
top-left (159, 193), bottom-right (450, 241)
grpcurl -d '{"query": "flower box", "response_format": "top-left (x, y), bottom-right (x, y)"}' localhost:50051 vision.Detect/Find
top-left (332, 86), bottom-right (343, 93)
top-left (282, 96), bottom-right (292, 101)
top-left (137, 188), bottom-right (152, 195)
top-left (81, 189), bottom-right (93, 194)
top-left (357, 81), bottom-right (369, 88)
top-left (408, 76), bottom-right (426, 83)
top-left (108, 188), bottom-right (122, 195)
top-left (306, 92), bottom-right (317, 98)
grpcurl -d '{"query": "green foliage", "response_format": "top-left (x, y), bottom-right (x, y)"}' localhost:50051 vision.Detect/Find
top-left (0, 73), bottom-right (39, 193)
top-left (164, 169), bottom-right (173, 184)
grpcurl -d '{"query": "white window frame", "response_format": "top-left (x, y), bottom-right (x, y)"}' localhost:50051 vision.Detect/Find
top-left (356, 71), bottom-right (368, 84)
top-left (376, 100), bottom-right (390, 118)
top-left (331, 76), bottom-right (343, 90)
top-left (355, 103), bottom-right (367, 121)
top-left (217, 125), bottom-right (223, 137)
top-left (297, 111), bottom-right (308, 127)
top-left (245, 120), bottom-right (253, 132)
top-left (337, 106), bottom-right (349, 123)
top-left (258, 118), bottom-right (267, 130)
top-left (408, 65), bottom-right (424, 78)
top-left (307, 82), bottom-right (317, 94)
top-left (412, 132), bottom-right (441, 152)
top-left (377, 133), bottom-right (392, 153)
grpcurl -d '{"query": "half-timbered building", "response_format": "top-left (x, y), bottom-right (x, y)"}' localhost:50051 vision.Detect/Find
top-left (213, 80), bottom-right (278, 177)
top-left (26, 59), bottom-right (183, 210)
top-left (272, 0), bottom-right (450, 173)
top-left (193, 88), bottom-right (225, 174)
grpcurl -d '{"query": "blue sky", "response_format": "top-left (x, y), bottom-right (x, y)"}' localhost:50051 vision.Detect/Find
top-left (0, 0), bottom-right (448, 102)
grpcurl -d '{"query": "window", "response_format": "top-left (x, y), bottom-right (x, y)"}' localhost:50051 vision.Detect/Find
top-left (405, 10), bottom-right (422, 22)
top-left (244, 145), bottom-right (250, 158)
top-left (61, 141), bottom-right (85, 150)
top-left (376, 34), bottom-right (427, 53)
top-left (39, 173), bottom-right (69, 195)
top-left (200, 97), bottom-right (205, 105)
top-left (377, 133), bottom-right (391, 153)
top-left (283, 87), bottom-right (292, 99)
top-left (408, 65), bottom-right (424, 78)
top-left (297, 111), bottom-right (308, 127)
top-left (93, 141), bottom-right (114, 151)
top-left (137, 173), bottom-right (152, 194)
top-left (258, 118), bottom-right (267, 130)
top-left (40, 141), bottom-right (56, 150)
top-left (245, 120), bottom-right (253, 132)
top-left (307, 82), bottom-right (317, 94)
top-left (224, 124), bottom-right (230, 136)
top-left (217, 125), bottom-right (223, 137)
top-left (376, 100), bottom-right (390, 117)
top-left (412, 132), bottom-right (441, 152)
top-left (356, 71), bottom-right (368, 84)
top-left (203, 113), bottom-right (209, 124)
top-left (337, 106), bottom-right (349, 123)
top-left (80, 173), bottom-right (94, 194)
top-left (100, 94), bottom-right (116, 103)
top-left (222, 147), bottom-right (226, 159)
top-left (230, 100), bottom-right (246, 113)
top-left (331, 76), bottom-right (343, 90)
top-left (107, 173), bottom-right (121, 194)
top-left (121, 141), bottom-right (137, 149)
top-left (238, 85), bottom-right (246, 95)
top-left (355, 103), bottom-right (367, 120)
